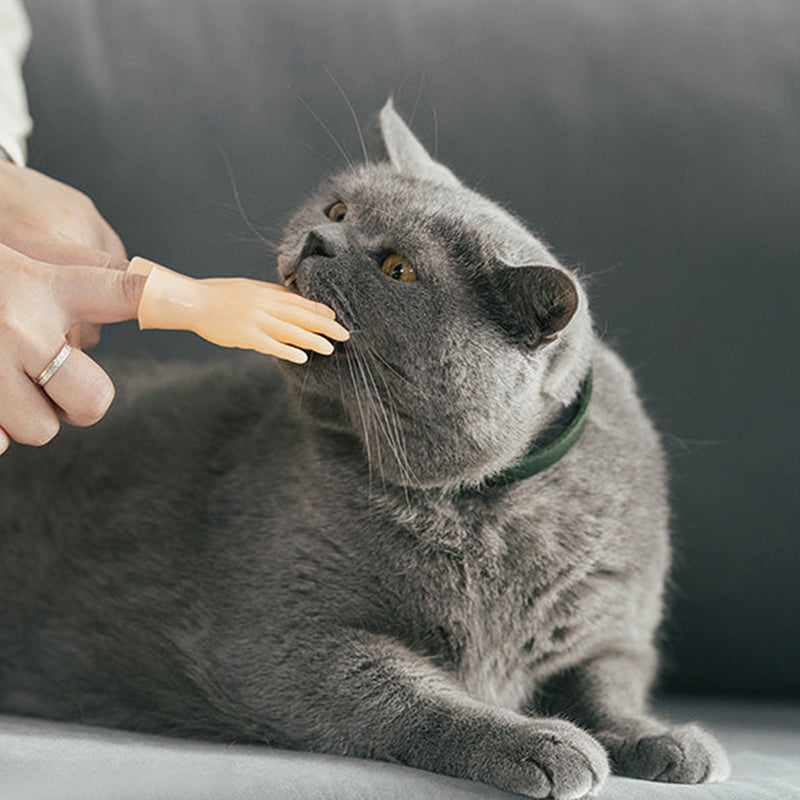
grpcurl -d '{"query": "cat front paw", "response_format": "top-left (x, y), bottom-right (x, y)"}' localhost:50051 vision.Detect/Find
top-left (601, 722), bottom-right (730, 784)
top-left (481, 719), bottom-right (610, 799)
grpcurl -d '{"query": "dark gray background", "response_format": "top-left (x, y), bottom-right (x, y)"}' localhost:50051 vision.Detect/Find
top-left (22, 0), bottom-right (799, 698)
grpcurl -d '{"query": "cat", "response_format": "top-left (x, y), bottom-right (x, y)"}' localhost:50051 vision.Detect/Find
top-left (0, 100), bottom-right (730, 799)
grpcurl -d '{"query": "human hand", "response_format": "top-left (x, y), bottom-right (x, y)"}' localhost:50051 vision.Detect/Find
top-left (129, 258), bottom-right (350, 363)
top-left (0, 160), bottom-right (128, 348)
top-left (0, 243), bottom-right (144, 455)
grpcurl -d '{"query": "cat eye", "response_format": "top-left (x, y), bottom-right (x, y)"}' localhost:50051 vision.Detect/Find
top-left (326, 201), bottom-right (347, 222)
top-left (381, 253), bottom-right (417, 282)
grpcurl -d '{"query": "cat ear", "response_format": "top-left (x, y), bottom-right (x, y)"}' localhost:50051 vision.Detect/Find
top-left (478, 264), bottom-right (579, 348)
top-left (370, 97), bottom-right (461, 188)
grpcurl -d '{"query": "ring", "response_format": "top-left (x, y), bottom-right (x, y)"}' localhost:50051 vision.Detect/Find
top-left (35, 342), bottom-right (73, 387)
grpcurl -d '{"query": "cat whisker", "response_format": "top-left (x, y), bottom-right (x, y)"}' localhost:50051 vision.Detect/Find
top-left (345, 347), bottom-right (375, 499)
top-left (352, 340), bottom-right (418, 507)
top-left (351, 348), bottom-right (389, 494)
top-left (292, 91), bottom-right (354, 169)
top-left (324, 68), bottom-right (368, 165)
top-left (213, 140), bottom-right (277, 253)
top-left (370, 356), bottom-right (418, 485)
top-left (224, 230), bottom-right (280, 256)
top-left (364, 347), bottom-right (415, 388)
top-left (289, 138), bottom-right (342, 172)
top-left (368, 369), bottom-right (415, 511)
top-left (364, 348), bottom-right (409, 494)
top-left (431, 103), bottom-right (439, 160)
top-left (409, 65), bottom-right (426, 127)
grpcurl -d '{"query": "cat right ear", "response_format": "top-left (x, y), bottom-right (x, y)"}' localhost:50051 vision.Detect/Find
top-left (476, 264), bottom-right (579, 349)
top-left (368, 98), bottom-right (461, 189)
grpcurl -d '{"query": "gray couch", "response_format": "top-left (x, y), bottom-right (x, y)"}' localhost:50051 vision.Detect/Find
top-left (3, 0), bottom-right (798, 797)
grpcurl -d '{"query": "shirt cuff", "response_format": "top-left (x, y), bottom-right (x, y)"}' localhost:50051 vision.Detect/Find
top-left (0, 138), bottom-right (25, 165)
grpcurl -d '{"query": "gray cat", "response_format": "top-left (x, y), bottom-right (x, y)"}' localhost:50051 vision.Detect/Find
top-left (0, 101), bottom-right (729, 799)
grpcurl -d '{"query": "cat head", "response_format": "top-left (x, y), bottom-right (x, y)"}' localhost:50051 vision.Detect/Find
top-left (277, 99), bottom-right (593, 490)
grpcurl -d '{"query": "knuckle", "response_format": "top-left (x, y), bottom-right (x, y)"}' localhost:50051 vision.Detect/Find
top-left (0, 301), bottom-right (24, 338)
top-left (93, 252), bottom-right (114, 271)
top-left (71, 186), bottom-right (95, 210)
top-left (120, 273), bottom-right (144, 310)
top-left (0, 308), bottom-right (40, 355)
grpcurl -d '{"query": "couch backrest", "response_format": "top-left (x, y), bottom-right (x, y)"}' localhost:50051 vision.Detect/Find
top-left (22, 0), bottom-right (799, 698)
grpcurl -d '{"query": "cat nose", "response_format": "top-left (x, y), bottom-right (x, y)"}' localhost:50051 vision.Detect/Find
top-left (300, 229), bottom-right (336, 261)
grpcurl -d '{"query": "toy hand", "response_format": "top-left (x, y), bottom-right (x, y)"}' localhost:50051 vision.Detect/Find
top-left (128, 257), bottom-right (349, 363)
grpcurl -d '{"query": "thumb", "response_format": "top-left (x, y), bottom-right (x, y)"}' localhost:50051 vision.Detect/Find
top-left (53, 265), bottom-right (146, 324)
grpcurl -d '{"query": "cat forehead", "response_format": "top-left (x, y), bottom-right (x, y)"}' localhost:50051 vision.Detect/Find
top-left (319, 164), bottom-right (554, 265)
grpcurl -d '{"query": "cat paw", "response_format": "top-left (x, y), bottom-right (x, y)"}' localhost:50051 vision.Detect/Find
top-left (602, 722), bottom-right (730, 784)
top-left (484, 719), bottom-right (610, 799)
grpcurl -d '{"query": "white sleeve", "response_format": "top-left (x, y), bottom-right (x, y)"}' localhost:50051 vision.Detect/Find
top-left (0, 0), bottom-right (32, 165)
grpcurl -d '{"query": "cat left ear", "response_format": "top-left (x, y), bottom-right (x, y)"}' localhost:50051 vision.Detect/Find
top-left (477, 264), bottom-right (579, 349)
top-left (370, 98), bottom-right (461, 189)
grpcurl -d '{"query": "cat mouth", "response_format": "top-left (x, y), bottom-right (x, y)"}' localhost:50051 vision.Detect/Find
top-left (277, 252), bottom-right (300, 293)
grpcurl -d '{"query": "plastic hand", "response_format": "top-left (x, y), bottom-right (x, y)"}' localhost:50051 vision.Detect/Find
top-left (0, 243), bottom-right (145, 456)
top-left (128, 257), bottom-right (349, 363)
top-left (0, 159), bottom-right (128, 349)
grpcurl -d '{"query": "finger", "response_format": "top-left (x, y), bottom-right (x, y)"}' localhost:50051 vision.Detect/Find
top-left (51, 266), bottom-right (146, 324)
top-left (241, 329), bottom-right (308, 363)
top-left (42, 347), bottom-right (114, 427)
top-left (258, 316), bottom-right (335, 355)
top-left (263, 304), bottom-right (350, 341)
top-left (7, 235), bottom-right (129, 271)
top-left (0, 367), bottom-right (60, 446)
top-left (0, 427), bottom-right (9, 456)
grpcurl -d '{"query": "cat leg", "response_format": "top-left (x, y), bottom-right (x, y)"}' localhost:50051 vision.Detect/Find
top-left (535, 650), bottom-right (730, 784)
top-left (255, 630), bottom-right (609, 800)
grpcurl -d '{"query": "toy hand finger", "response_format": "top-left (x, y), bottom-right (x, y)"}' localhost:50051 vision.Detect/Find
top-left (264, 305), bottom-right (350, 341)
top-left (41, 347), bottom-right (115, 427)
top-left (205, 278), bottom-right (339, 320)
top-left (260, 283), bottom-right (338, 319)
top-left (242, 329), bottom-right (308, 364)
top-left (259, 316), bottom-right (335, 356)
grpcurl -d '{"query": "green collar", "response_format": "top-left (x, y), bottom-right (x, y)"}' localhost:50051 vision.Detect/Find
top-left (483, 370), bottom-right (593, 489)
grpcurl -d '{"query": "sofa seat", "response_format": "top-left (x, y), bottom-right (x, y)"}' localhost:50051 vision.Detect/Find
top-left (1, 696), bottom-right (797, 799)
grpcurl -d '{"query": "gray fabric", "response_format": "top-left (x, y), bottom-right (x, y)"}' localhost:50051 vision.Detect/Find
top-left (0, 698), bottom-right (798, 799)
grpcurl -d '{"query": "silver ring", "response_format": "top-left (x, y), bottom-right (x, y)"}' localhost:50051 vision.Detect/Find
top-left (35, 342), bottom-right (73, 387)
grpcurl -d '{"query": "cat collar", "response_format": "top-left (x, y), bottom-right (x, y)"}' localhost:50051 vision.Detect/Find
top-left (483, 369), bottom-right (594, 488)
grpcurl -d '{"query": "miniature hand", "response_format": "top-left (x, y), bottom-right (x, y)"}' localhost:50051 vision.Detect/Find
top-left (0, 160), bottom-right (129, 349)
top-left (129, 257), bottom-right (349, 363)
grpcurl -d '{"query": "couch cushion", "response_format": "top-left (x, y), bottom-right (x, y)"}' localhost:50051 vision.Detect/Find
top-left (0, 697), bottom-right (797, 799)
